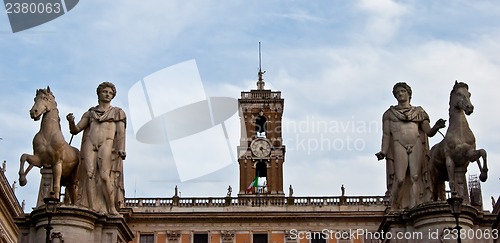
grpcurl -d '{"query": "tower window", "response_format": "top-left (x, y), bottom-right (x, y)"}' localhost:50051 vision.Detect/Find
top-left (255, 110), bottom-right (267, 138)
top-left (256, 161), bottom-right (268, 193)
top-left (256, 161), bottom-right (267, 178)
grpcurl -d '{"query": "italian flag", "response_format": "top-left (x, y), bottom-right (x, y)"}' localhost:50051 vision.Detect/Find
top-left (246, 176), bottom-right (258, 193)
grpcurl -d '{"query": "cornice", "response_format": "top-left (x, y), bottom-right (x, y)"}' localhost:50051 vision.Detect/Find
top-left (0, 171), bottom-right (23, 217)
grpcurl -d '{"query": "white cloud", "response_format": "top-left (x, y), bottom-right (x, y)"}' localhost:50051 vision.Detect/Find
top-left (355, 0), bottom-right (408, 44)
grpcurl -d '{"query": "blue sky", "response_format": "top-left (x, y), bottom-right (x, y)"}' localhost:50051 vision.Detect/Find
top-left (1, 0), bottom-right (499, 212)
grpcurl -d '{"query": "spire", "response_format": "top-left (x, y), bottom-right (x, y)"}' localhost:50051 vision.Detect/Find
top-left (256, 42), bottom-right (266, 90)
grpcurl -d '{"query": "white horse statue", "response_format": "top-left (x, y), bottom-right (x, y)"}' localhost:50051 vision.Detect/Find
top-left (429, 81), bottom-right (488, 203)
top-left (19, 87), bottom-right (80, 203)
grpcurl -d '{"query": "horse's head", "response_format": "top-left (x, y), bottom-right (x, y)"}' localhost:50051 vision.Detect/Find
top-left (30, 86), bottom-right (57, 121)
top-left (450, 81), bottom-right (473, 115)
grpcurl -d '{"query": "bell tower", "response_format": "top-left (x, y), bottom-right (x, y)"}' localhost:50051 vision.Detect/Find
top-left (237, 44), bottom-right (285, 196)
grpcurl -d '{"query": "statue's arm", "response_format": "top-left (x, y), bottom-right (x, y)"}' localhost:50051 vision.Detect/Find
top-left (376, 112), bottom-right (391, 160)
top-left (115, 120), bottom-right (126, 160)
top-left (421, 118), bottom-right (446, 137)
top-left (66, 112), bottom-right (89, 135)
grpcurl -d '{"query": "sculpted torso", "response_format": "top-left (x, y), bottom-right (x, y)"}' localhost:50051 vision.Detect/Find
top-left (84, 112), bottom-right (117, 146)
top-left (385, 111), bottom-right (421, 147)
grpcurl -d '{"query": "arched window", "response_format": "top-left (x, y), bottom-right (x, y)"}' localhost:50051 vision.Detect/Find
top-left (255, 161), bottom-right (268, 193)
top-left (256, 161), bottom-right (267, 178)
top-left (255, 110), bottom-right (266, 138)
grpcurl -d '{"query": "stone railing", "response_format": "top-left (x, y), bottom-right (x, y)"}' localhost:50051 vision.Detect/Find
top-left (124, 196), bottom-right (388, 208)
top-left (240, 91), bottom-right (281, 100)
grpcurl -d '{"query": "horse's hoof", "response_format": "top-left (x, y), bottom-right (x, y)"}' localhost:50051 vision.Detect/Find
top-left (19, 175), bottom-right (27, 186)
top-left (480, 172), bottom-right (488, 182)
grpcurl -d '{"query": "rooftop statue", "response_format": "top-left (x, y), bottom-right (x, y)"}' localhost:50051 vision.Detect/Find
top-left (376, 82), bottom-right (446, 210)
top-left (19, 87), bottom-right (80, 204)
top-left (67, 82), bottom-right (126, 215)
top-left (429, 81), bottom-right (488, 203)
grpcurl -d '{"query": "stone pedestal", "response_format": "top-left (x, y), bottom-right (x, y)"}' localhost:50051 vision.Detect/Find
top-left (378, 201), bottom-right (492, 243)
top-left (36, 168), bottom-right (53, 208)
top-left (16, 205), bottom-right (133, 243)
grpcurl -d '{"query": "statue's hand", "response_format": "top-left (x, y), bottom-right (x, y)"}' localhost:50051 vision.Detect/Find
top-left (66, 113), bottom-right (75, 122)
top-left (435, 118), bottom-right (446, 129)
top-left (118, 151), bottom-right (126, 160)
top-left (375, 151), bottom-right (386, 160)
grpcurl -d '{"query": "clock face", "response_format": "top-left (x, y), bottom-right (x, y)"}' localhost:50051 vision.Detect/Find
top-left (250, 139), bottom-right (271, 158)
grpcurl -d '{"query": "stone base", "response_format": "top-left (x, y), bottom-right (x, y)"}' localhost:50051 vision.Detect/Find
top-left (36, 168), bottom-right (54, 208)
top-left (378, 201), bottom-right (492, 243)
top-left (16, 205), bottom-right (133, 243)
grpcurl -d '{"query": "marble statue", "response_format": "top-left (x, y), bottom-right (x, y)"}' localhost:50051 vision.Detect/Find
top-left (428, 81), bottom-right (488, 202)
top-left (67, 82), bottom-right (126, 215)
top-left (11, 180), bottom-right (17, 192)
top-left (376, 82), bottom-right (446, 210)
top-left (19, 87), bottom-right (80, 203)
top-left (227, 185), bottom-right (232, 197)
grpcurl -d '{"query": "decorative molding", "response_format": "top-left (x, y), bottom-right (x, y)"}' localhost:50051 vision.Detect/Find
top-left (167, 231), bottom-right (181, 241)
top-left (220, 230), bottom-right (235, 243)
top-left (284, 230), bottom-right (294, 241)
top-left (51, 231), bottom-right (64, 242)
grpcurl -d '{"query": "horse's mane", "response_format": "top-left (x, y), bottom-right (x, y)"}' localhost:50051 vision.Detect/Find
top-left (36, 87), bottom-right (55, 99)
top-left (450, 81), bottom-right (469, 95)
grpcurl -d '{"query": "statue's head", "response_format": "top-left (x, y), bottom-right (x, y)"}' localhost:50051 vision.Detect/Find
top-left (392, 82), bottom-right (412, 101)
top-left (451, 80), bottom-right (473, 115)
top-left (30, 86), bottom-right (56, 121)
top-left (96, 82), bottom-right (117, 99)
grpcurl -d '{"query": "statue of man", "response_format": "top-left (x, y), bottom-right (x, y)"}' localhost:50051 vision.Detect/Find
top-left (67, 82), bottom-right (126, 215)
top-left (376, 82), bottom-right (445, 210)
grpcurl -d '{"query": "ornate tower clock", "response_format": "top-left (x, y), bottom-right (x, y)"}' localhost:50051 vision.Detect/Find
top-left (237, 67), bottom-right (285, 196)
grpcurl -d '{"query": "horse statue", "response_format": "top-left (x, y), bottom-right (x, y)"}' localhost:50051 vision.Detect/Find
top-left (19, 86), bottom-right (80, 203)
top-left (429, 81), bottom-right (488, 203)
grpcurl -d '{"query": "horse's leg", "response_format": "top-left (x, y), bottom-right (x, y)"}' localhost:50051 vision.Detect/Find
top-left (64, 158), bottom-right (79, 205)
top-left (66, 147), bottom-right (80, 204)
top-left (467, 149), bottom-right (488, 182)
top-left (429, 148), bottom-right (440, 201)
top-left (66, 180), bottom-right (77, 204)
top-left (52, 161), bottom-right (62, 199)
top-left (445, 155), bottom-right (456, 194)
top-left (19, 153), bottom-right (42, 186)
